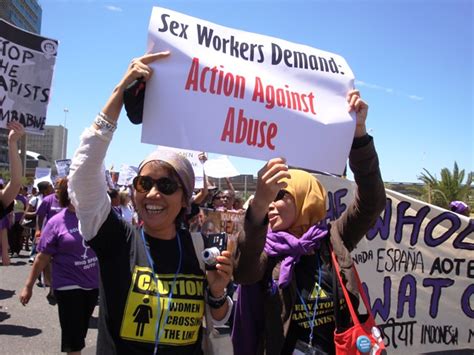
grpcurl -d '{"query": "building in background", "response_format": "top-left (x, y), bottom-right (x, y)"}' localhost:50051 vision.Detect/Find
top-left (26, 125), bottom-right (67, 175)
top-left (0, 0), bottom-right (42, 33)
top-left (25, 150), bottom-right (51, 177)
top-left (0, 0), bottom-right (43, 176)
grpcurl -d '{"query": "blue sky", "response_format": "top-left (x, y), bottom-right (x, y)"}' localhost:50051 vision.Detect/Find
top-left (39, 0), bottom-right (472, 183)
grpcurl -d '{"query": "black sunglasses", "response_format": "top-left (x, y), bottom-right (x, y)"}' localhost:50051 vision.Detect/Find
top-left (132, 176), bottom-right (181, 195)
top-left (274, 190), bottom-right (288, 202)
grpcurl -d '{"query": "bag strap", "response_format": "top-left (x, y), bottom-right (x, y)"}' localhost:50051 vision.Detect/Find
top-left (329, 245), bottom-right (360, 325)
top-left (329, 244), bottom-right (377, 327)
top-left (191, 232), bottom-right (206, 273)
top-left (351, 259), bottom-right (377, 325)
top-left (332, 256), bottom-right (342, 331)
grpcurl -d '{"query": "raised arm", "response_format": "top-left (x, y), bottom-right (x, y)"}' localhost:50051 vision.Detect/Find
top-left (224, 177), bottom-right (235, 193)
top-left (0, 122), bottom-right (25, 208)
top-left (68, 52), bottom-right (170, 240)
top-left (234, 158), bottom-right (290, 284)
top-left (333, 90), bottom-right (386, 251)
top-left (192, 153), bottom-right (209, 205)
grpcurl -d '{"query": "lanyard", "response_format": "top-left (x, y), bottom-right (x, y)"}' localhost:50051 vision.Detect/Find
top-left (296, 254), bottom-right (322, 346)
top-left (140, 229), bottom-right (182, 355)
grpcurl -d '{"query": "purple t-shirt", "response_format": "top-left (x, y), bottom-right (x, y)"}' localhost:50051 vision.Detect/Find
top-left (38, 209), bottom-right (99, 290)
top-left (36, 193), bottom-right (63, 227)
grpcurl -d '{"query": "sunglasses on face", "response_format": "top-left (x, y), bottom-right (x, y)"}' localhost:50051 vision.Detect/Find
top-left (274, 190), bottom-right (288, 202)
top-left (132, 176), bottom-right (181, 195)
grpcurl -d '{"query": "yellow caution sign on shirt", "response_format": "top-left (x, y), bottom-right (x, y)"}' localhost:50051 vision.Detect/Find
top-left (120, 266), bottom-right (205, 345)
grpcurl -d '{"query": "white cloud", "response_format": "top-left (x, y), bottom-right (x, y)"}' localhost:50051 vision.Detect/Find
top-left (105, 5), bottom-right (123, 12)
top-left (355, 80), bottom-right (423, 101)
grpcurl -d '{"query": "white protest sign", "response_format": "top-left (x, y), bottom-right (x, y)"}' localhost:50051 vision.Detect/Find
top-left (204, 155), bottom-right (239, 178)
top-left (143, 7), bottom-right (355, 175)
top-left (34, 175), bottom-right (53, 190)
top-left (0, 20), bottom-right (58, 134)
top-left (317, 174), bottom-right (473, 354)
top-left (34, 167), bottom-right (52, 188)
top-left (116, 164), bottom-right (138, 186)
top-left (55, 159), bottom-right (71, 177)
top-left (35, 167), bottom-right (51, 179)
top-left (156, 146), bottom-right (204, 189)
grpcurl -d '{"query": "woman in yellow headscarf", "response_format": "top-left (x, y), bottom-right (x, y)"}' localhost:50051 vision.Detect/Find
top-left (232, 90), bottom-right (386, 355)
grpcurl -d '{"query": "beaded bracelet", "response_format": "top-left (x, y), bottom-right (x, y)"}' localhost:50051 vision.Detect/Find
top-left (94, 112), bottom-right (117, 133)
top-left (205, 287), bottom-right (227, 309)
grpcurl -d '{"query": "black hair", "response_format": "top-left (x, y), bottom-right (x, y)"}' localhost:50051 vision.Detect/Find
top-left (37, 181), bottom-right (51, 194)
top-left (107, 189), bottom-right (119, 199)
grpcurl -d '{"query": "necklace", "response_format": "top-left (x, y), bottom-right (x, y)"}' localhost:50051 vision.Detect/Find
top-left (296, 254), bottom-right (322, 346)
top-left (140, 229), bottom-right (182, 354)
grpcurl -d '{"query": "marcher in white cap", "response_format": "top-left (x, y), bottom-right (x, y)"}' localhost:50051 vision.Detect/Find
top-left (68, 52), bottom-right (233, 355)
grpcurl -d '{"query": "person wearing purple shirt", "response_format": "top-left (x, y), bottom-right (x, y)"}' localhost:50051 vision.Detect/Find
top-left (36, 190), bottom-right (64, 230)
top-left (0, 122), bottom-right (25, 266)
top-left (35, 181), bottom-right (65, 303)
top-left (20, 178), bottom-right (99, 354)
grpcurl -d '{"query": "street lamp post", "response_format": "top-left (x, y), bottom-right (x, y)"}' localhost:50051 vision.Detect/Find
top-left (63, 108), bottom-right (69, 127)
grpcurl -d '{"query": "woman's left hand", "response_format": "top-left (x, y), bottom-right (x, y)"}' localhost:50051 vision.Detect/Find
top-left (347, 89), bottom-right (369, 138)
top-left (7, 121), bottom-right (25, 145)
top-left (206, 250), bottom-right (233, 297)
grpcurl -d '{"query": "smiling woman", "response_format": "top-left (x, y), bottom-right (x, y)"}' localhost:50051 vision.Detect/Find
top-left (133, 157), bottom-right (188, 240)
top-left (67, 52), bottom-right (234, 355)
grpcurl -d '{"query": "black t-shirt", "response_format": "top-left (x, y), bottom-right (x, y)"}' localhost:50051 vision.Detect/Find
top-left (0, 201), bottom-right (14, 220)
top-left (89, 210), bottom-right (205, 355)
top-left (282, 254), bottom-right (348, 355)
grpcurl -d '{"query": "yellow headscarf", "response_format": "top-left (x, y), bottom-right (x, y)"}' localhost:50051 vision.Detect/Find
top-left (281, 169), bottom-right (327, 237)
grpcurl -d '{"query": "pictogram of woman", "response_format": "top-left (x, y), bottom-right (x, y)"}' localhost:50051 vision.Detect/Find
top-left (133, 297), bottom-right (153, 337)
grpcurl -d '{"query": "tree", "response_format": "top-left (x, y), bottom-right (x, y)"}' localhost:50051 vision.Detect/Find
top-left (418, 162), bottom-right (473, 209)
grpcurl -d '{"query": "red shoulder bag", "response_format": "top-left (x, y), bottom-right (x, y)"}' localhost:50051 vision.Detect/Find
top-left (330, 246), bottom-right (387, 355)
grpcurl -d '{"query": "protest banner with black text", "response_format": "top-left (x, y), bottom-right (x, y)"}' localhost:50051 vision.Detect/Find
top-left (0, 20), bottom-right (58, 134)
top-left (143, 7), bottom-right (355, 175)
top-left (317, 174), bottom-right (473, 354)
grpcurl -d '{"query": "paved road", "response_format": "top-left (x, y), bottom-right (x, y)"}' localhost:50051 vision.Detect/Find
top-left (0, 250), bottom-right (233, 355)
top-left (0, 250), bottom-right (98, 355)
